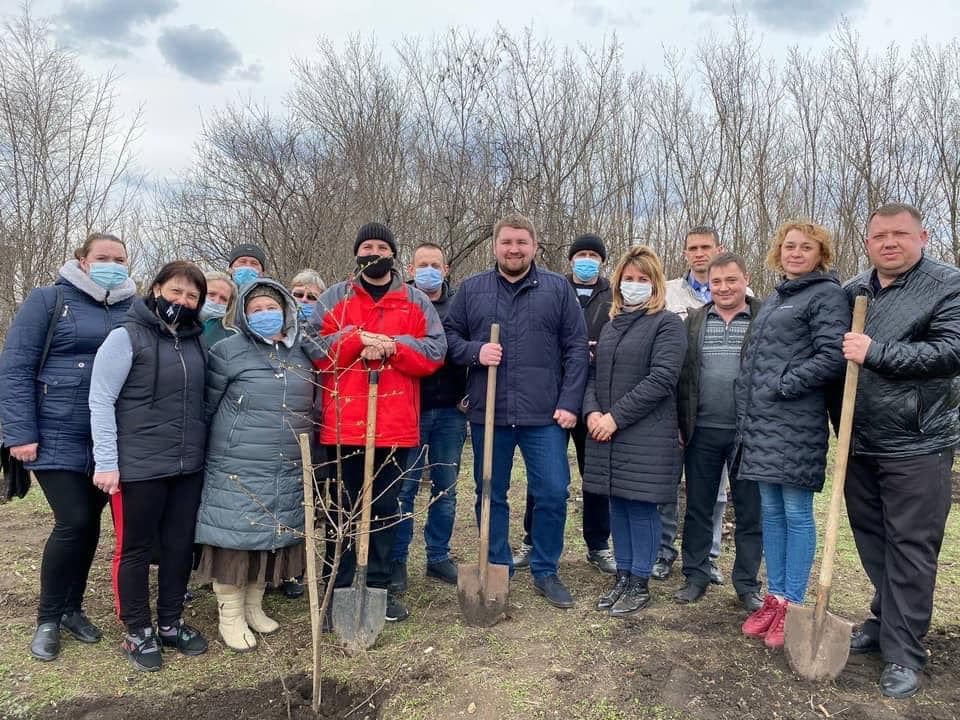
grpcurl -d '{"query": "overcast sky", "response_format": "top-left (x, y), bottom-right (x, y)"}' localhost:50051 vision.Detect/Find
top-left (9, 0), bottom-right (960, 183)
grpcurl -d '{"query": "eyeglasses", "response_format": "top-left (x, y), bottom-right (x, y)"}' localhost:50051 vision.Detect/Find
top-left (292, 290), bottom-right (319, 302)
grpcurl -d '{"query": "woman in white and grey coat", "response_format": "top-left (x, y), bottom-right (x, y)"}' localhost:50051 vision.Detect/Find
top-left (194, 278), bottom-right (316, 651)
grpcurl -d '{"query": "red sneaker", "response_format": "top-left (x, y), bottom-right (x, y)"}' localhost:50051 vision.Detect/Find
top-left (741, 594), bottom-right (781, 638)
top-left (763, 601), bottom-right (789, 648)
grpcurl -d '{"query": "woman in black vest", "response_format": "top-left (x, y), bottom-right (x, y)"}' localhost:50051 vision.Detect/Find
top-left (89, 261), bottom-right (209, 672)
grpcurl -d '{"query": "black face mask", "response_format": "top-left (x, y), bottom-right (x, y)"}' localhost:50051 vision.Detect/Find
top-left (155, 295), bottom-right (198, 326)
top-left (357, 254), bottom-right (393, 280)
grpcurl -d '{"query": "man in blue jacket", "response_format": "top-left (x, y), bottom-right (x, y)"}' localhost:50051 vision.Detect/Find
top-left (514, 234), bottom-right (616, 575)
top-left (444, 213), bottom-right (589, 608)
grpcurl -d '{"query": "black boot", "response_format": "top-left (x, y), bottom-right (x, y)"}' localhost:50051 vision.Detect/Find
top-left (596, 571), bottom-right (630, 611)
top-left (609, 576), bottom-right (651, 617)
top-left (30, 622), bottom-right (61, 661)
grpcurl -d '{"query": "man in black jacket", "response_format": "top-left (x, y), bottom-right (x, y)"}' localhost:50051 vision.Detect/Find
top-left (842, 202), bottom-right (960, 699)
top-left (514, 234), bottom-right (616, 574)
top-left (390, 243), bottom-right (467, 593)
top-left (673, 253), bottom-right (763, 611)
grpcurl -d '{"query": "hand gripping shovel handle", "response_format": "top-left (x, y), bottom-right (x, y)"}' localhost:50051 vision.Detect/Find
top-left (814, 295), bottom-right (868, 628)
top-left (356, 365), bottom-right (380, 570)
top-left (478, 324), bottom-right (500, 584)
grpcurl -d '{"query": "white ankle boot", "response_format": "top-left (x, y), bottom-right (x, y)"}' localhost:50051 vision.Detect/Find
top-left (213, 582), bottom-right (257, 651)
top-left (244, 583), bottom-right (280, 634)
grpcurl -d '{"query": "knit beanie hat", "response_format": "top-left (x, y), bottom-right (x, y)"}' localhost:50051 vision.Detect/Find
top-left (354, 222), bottom-right (398, 255)
top-left (568, 233), bottom-right (606, 262)
top-left (244, 284), bottom-right (284, 311)
top-left (228, 243), bottom-right (268, 270)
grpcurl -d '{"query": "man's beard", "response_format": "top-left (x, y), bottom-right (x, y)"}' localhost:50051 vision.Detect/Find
top-left (498, 259), bottom-right (530, 277)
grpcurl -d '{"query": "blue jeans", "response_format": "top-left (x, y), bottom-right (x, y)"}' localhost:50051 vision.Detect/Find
top-left (391, 407), bottom-right (467, 565)
top-left (758, 482), bottom-right (816, 604)
top-left (470, 423), bottom-right (570, 578)
top-left (609, 496), bottom-right (661, 577)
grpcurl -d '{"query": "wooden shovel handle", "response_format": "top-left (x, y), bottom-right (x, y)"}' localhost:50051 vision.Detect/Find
top-left (356, 368), bottom-right (379, 568)
top-left (299, 433), bottom-right (321, 712)
top-left (815, 296), bottom-right (868, 618)
top-left (478, 324), bottom-right (500, 580)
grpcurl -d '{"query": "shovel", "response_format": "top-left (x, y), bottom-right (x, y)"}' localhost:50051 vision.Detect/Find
top-left (458, 323), bottom-right (510, 627)
top-left (784, 295), bottom-right (868, 681)
top-left (331, 365), bottom-right (387, 653)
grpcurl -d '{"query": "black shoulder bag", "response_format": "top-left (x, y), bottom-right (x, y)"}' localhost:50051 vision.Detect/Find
top-left (2, 287), bottom-right (64, 501)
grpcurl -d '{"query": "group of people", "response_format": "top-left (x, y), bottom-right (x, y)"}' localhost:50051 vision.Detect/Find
top-left (0, 204), bottom-right (956, 701)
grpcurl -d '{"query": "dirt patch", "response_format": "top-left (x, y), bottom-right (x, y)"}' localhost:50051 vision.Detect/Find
top-left (5, 456), bottom-right (960, 720)
top-left (33, 673), bottom-right (382, 720)
top-left (952, 468), bottom-right (960, 504)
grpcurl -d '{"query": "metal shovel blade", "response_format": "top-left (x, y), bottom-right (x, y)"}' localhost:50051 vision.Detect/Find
top-left (784, 604), bottom-right (853, 681)
top-left (331, 585), bottom-right (387, 654)
top-left (457, 562), bottom-right (510, 628)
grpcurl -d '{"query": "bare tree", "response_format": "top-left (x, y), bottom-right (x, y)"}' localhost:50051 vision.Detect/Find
top-left (0, 4), bottom-right (141, 333)
top-left (153, 19), bottom-right (960, 300)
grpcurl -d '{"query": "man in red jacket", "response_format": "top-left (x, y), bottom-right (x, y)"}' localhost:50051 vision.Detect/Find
top-left (308, 222), bottom-right (446, 623)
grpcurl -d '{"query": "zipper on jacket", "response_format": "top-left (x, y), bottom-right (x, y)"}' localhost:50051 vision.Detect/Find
top-left (175, 335), bottom-right (188, 475)
top-left (228, 394), bottom-right (244, 446)
top-left (276, 343), bottom-right (286, 542)
top-left (739, 294), bottom-right (780, 442)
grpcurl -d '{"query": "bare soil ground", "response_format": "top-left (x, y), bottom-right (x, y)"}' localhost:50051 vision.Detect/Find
top-left (2, 452), bottom-right (960, 719)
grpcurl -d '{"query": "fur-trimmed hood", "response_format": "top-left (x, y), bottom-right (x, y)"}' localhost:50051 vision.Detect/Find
top-left (235, 277), bottom-right (299, 348)
top-left (59, 259), bottom-right (137, 305)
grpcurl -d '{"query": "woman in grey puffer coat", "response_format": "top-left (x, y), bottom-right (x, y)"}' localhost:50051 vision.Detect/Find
top-left (194, 279), bottom-right (316, 651)
top-left (734, 221), bottom-right (850, 650)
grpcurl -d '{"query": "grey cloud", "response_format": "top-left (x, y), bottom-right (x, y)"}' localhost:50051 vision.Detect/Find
top-left (691, 0), bottom-right (865, 33)
top-left (571, 0), bottom-right (648, 28)
top-left (58, 0), bottom-right (176, 52)
top-left (157, 25), bottom-right (260, 84)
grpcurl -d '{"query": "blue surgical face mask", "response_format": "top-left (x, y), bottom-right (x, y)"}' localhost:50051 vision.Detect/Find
top-left (89, 262), bottom-right (129, 290)
top-left (572, 258), bottom-right (601, 283)
top-left (247, 308), bottom-right (284, 338)
top-left (620, 281), bottom-right (653, 306)
top-left (199, 301), bottom-right (227, 322)
top-left (298, 302), bottom-right (314, 321)
top-left (233, 266), bottom-right (259, 287)
top-left (414, 266), bottom-right (443, 293)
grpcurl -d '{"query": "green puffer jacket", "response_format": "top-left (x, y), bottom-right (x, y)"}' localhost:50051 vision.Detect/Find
top-left (195, 279), bottom-right (317, 551)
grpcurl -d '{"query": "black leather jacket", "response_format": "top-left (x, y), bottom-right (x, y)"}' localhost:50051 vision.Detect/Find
top-left (844, 256), bottom-right (960, 458)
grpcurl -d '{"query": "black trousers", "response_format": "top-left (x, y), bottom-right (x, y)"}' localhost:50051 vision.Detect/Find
top-left (845, 449), bottom-right (954, 670)
top-left (34, 471), bottom-right (109, 624)
top-left (521, 423), bottom-right (610, 552)
top-left (327, 446), bottom-right (403, 590)
top-left (111, 472), bottom-right (203, 631)
top-left (680, 427), bottom-right (762, 595)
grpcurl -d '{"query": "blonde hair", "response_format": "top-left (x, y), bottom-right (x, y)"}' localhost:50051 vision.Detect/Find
top-left (289, 269), bottom-right (326, 294)
top-left (609, 245), bottom-right (667, 318)
top-left (204, 270), bottom-right (239, 329)
top-left (766, 220), bottom-right (834, 273)
top-left (493, 213), bottom-right (537, 244)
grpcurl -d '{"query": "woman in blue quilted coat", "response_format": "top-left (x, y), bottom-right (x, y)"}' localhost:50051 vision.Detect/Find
top-left (734, 221), bottom-right (850, 649)
top-left (0, 233), bottom-right (135, 661)
top-left (194, 279), bottom-right (315, 651)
